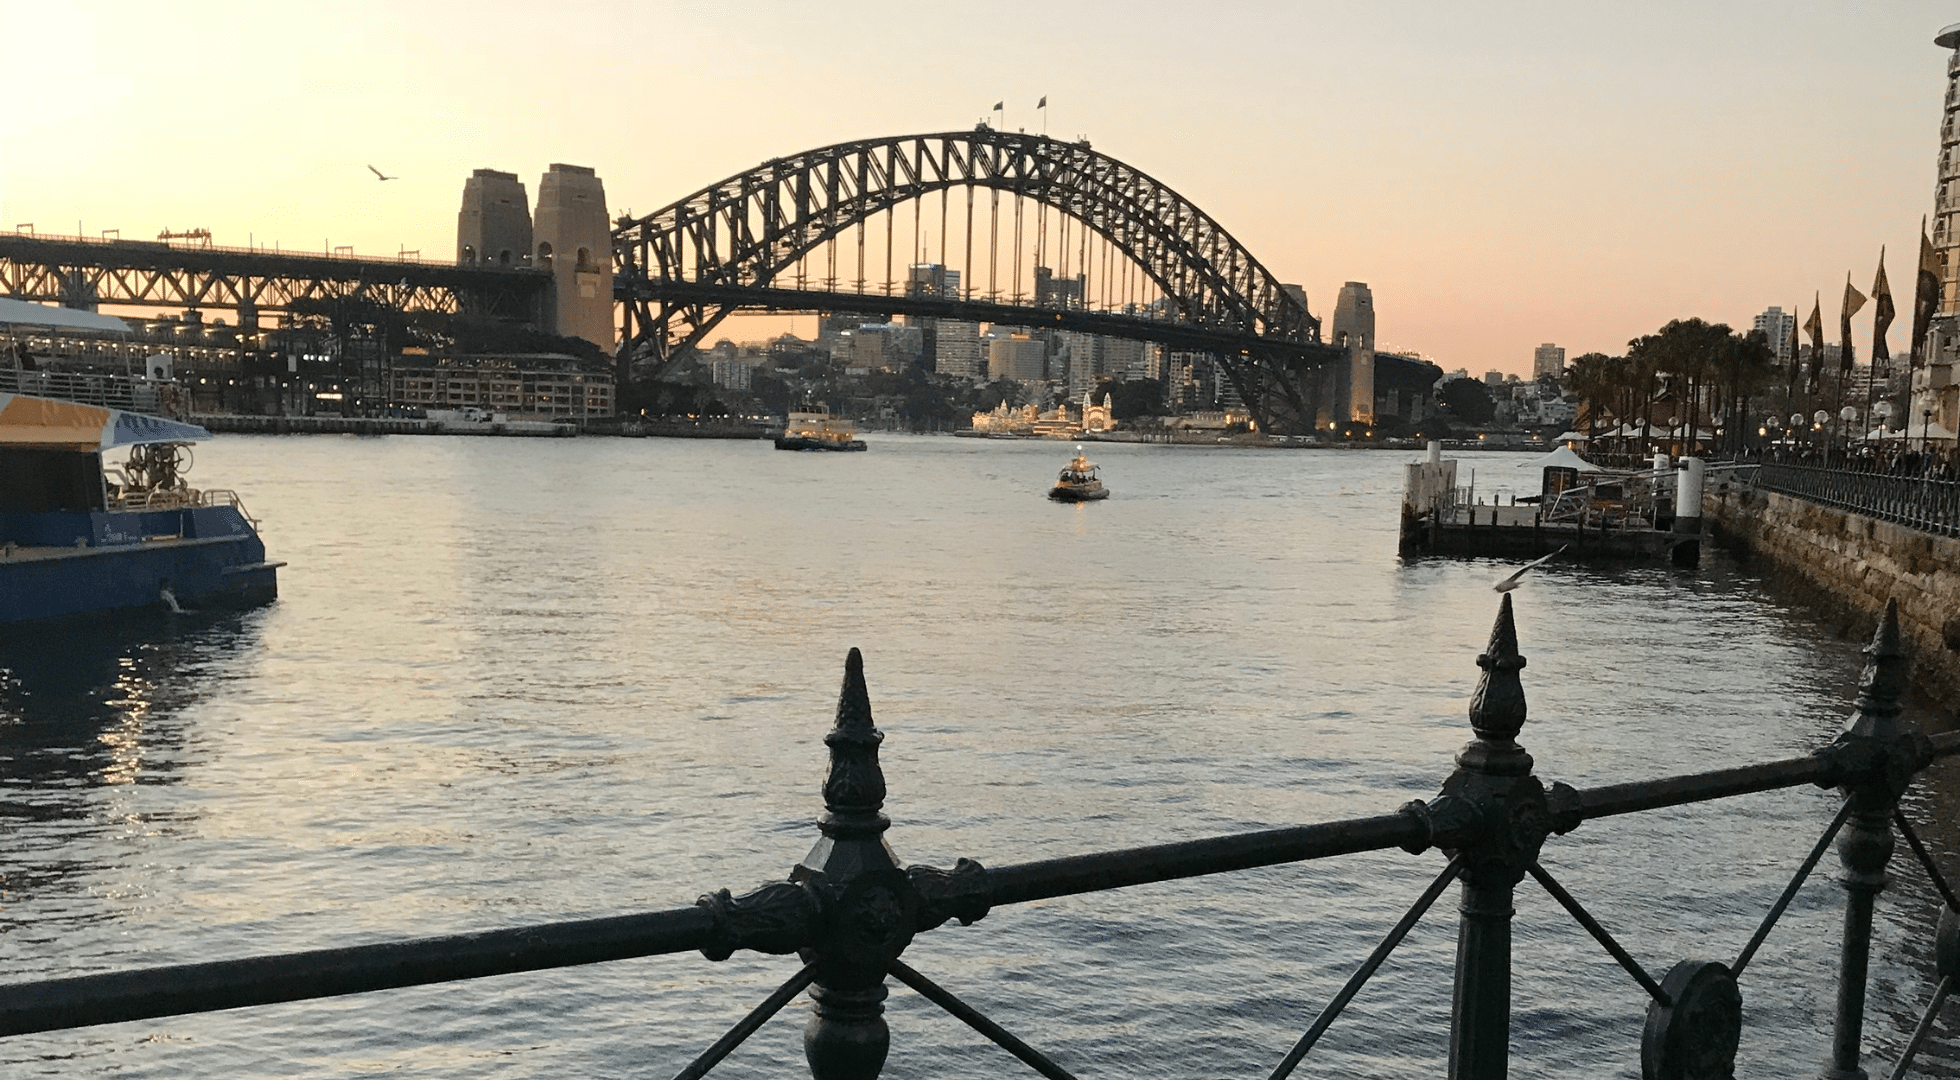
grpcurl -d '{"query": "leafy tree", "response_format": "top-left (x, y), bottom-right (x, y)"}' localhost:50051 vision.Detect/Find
top-left (1093, 377), bottom-right (1166, 418)
top-left (1439, 377), bottom-right (1496, 425)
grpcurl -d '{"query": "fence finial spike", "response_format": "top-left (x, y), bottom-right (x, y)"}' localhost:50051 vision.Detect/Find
top-left (821, 648), bottom-right (887, 825)
top-left (1846, 599), bottom-right (1906, 738)
top-left (836, 646), bottom-right (873, 734)
top-left (1467, 594), bottom-right (1528, 747)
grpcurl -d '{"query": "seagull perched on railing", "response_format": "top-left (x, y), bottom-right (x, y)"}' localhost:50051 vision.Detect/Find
top-left (367, 165), bottom-right (397, 181)
top-left (1493, 545), bottom-right (1570, 592)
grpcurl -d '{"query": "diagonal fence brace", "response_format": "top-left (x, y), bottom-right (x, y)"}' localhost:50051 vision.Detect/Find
top-left (1527, 861), bottom-right (1669, 1006)
top-left (670, 962), bottom-right (818, 1080)
top-left (1882, 974), bottom-right (1954, 1080)
top-left (1732, 799), bottom-right (1855, 978)
top-left (1266, 854), bottom-right (1465, 1080)
top-left (887, 959), bottom-right (1079, 1080)
top-left (1894, 811), bottom-right (1960, 914)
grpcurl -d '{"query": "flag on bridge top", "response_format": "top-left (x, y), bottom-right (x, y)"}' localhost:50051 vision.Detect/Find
top-left (1841, 274), bottom-right (1867, 372)
top-left (1037, 96), bottom-right (1047, 108)
top-left (1871, 247), bottom-right (1895, 365)
top-left (1913, 219), bottom-right (1941, 367)
top-left (1805, 292), bottom-right (1824, 392)
top-left (992, 101), bottom-right (1003, 111)
top-left (1786, 303), bottom-right (1801, 383)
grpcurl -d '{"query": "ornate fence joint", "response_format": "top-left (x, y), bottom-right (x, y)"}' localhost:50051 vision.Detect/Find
top-left (696, 882), bottom-right (822, 961)
top-left (1440, 595), bottom-right (1552, 1079)
top-left (909, 858), bottom-right (992, 931)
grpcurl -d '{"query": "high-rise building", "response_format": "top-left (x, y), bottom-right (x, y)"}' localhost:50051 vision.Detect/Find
top-left (934, 321), bottom-right (983, 378)
top-left (1936, 25), bottom-right (1960, 315)
top-left (456, 169), bottom-right (533, 268)
top-left (1034, 266), bottom-right (1085, 309)
top-left (1917, 25), bottom-right (1960, 440)
top-left (1484, 370), bottom-right (1506, 389)
top-left (1532, 343), bottom-right (1566, 381)
top-left (907, 263), bottom-right (960, 299)
top-left (1753, 307), bottom-right (1796, 367)
top-left (987, 332), bottom-right (1046, 381)
top-left (533, 164), bottom-right (614, 352)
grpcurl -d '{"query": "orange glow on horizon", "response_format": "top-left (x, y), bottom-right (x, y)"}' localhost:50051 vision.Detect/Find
top-left (1, 1), bottom-right (1953, 375)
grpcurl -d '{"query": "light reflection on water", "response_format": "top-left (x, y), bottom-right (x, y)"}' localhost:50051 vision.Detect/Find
top-left (0, 434), bottom-right (1953, 1079)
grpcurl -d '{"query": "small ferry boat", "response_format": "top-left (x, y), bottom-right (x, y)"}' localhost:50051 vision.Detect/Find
top-left (1049, 450), bottom-right (1110, 502)
top-left (0, 393), bottom-right (282, 624)
top-left (774, 404), bottom-right (866, 451)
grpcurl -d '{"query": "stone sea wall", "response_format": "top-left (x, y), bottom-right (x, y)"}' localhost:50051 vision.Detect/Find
top-left (1705, 484), bottom-right (1960, 706)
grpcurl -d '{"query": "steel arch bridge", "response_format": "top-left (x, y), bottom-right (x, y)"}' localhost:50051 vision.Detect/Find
top-left (613, 129), bottom-right (1344, 433)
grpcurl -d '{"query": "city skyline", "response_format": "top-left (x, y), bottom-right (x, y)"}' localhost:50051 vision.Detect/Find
top-left (2, 1), bottom-right (1955, 375)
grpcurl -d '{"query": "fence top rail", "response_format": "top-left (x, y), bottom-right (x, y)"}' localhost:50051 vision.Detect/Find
top-left (2, 715), bottom-right (1950, 1039)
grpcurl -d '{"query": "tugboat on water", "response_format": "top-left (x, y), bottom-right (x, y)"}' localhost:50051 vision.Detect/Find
top-left (774, 403), bottom-right (866, 451)
top-left (1049, 448), bottom-right (1110, 502)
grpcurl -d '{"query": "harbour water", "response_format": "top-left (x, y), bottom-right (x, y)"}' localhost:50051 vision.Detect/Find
top-left (1, 435), bottom-right (1954, 1079)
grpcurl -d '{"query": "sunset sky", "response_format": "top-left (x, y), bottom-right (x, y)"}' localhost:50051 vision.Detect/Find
top-left (2, 1), bottom-right (1956, 375)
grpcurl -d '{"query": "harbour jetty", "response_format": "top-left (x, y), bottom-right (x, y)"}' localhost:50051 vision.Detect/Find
top-left (1400, 441), bottom-right (1698, 563)
top-left (191, 413), bottom-right (572, 437)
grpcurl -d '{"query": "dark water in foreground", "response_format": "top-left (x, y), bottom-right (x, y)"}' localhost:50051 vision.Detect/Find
top-left (0, 435), bottom-right (1955, 1079)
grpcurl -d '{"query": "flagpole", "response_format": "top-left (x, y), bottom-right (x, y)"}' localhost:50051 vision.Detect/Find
top-left (1835, 272), bottom-right (1850, 465)
top-left (1868, 247), bottom-right (1884, 453)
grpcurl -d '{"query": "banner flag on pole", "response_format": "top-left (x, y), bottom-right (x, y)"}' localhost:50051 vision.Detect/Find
top-left (1913, 219), bottom-right (1940, 367)
top-left (1841, 274), bottom-right (1867, 372)
top-left (1872, 247), bottom-right (1894, 364)
top-left (1037, 96), bottom-right (1047, 108)
top-left (1805, 292), bottom-right (1824, 392)
top-left (1786, 304), bottom-right (1801, 383)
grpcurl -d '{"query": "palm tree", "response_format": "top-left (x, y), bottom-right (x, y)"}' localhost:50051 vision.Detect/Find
top-left (1564, 352), bottom-right (1618, 440)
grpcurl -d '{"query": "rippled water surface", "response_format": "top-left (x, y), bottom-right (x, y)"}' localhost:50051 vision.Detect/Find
top-left (1, 434), bottom-right (1955, 1078)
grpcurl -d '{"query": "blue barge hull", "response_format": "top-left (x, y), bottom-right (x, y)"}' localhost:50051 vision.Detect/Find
top-left (0, 507), bottom-right (279, 624)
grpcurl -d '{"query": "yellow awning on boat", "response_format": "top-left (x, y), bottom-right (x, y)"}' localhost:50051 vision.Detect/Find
top-left (0, 393), bottom-right (209, 450)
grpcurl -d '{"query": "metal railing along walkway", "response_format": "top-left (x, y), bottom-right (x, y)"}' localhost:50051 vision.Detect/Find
top-left (1, 597), bottom-right (1956, 1079)
top-left (1756, 462), bottom-right (1960, 538)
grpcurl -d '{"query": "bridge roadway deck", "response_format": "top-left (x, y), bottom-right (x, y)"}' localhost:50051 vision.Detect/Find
top-left (0, 233), bottom-right (550, 320)
top-left (624, 278), bottom-right (1343, 363)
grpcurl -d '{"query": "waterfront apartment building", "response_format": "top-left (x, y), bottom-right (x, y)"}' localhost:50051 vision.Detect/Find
top-left (1754, 307), bottom-right (1796, 367)
top-left (390, 355), bottom-right (613, 419)
top-left (933, 321), bottom-right (983, 378)
top-left (987, 332), bottom-right (1047, 381)
top-left (1532, 343), bottom-right (1565, 381)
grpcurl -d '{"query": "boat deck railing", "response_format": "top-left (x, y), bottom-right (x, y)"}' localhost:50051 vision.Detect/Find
top-left (105, 486), bottom-right (258, 530)
top-left (0, 368), bottom-right (166, 414)
top-left (1, 597), bottom-right (1956, 1079)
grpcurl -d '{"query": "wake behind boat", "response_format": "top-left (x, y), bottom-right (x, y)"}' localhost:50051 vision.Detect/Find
top-left (1049, 450), bottom-right (1109, 502)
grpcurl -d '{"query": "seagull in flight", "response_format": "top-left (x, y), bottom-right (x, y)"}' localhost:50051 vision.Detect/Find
top-left (367, 165), bottom-right (397, 181)
top-left (1493, 545), bottom-right (1570, 592)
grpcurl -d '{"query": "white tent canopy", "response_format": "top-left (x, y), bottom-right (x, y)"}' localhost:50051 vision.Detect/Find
top-left (1551, 430), bottom-right (1589, 443)
top-left (1516, 445), bottom-right (1605, 472)
top-left (0, 296), bottom-right (129, 334)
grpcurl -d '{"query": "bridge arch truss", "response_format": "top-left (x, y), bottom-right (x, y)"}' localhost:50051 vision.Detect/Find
top-left (613, 129), bottom-right (1342, 432)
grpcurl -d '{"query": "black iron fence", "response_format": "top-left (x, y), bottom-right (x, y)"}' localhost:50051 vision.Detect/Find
top-left (1756, 462), bottom-right (1960, 538)
top-left (3, 597), bottom-right (1958, 1079)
